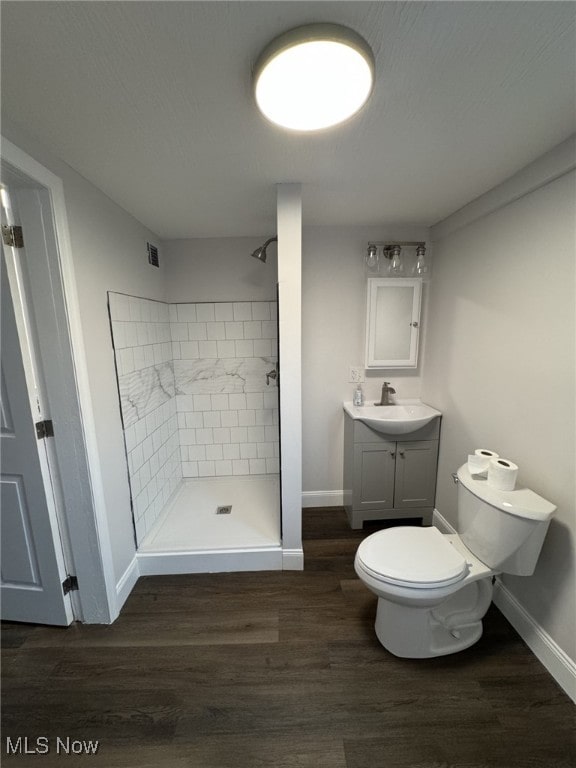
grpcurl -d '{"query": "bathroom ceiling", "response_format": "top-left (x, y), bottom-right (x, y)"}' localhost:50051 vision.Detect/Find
top-left (1, 2), bottom-right (574, 239)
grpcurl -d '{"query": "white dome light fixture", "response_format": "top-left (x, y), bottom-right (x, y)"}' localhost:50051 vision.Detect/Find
top-left (253, 23), bottom-right (375, 132)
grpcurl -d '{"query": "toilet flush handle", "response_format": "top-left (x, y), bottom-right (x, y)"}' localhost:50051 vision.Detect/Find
top-left (451, 473), bottom-right (459, 484)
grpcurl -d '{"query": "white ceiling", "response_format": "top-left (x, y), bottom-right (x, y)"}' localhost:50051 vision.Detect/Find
top-left (2, 2), bottom-right (575, 239)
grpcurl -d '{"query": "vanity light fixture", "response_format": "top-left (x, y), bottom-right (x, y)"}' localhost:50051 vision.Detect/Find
top-left (365, 242), bottom-right (427, 276)
top-left (253, 23), bottom-right (375, 131)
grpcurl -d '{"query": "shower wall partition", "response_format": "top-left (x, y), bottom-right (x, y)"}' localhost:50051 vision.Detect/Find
top-left (108, 292), bottom-right (279, 549)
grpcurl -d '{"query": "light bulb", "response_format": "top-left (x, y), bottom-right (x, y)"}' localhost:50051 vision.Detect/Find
top-left (414, 245), bottom-right (428, 275)
top-left (388, 246), bottom-right (404, 274)
top-left (365, 245), bottom-right (379, 271)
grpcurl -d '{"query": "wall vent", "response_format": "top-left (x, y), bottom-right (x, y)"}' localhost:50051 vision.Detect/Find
top-left (147, 242), bottom-right (159, 267)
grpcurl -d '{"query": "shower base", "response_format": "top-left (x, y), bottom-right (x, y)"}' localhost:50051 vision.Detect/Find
top-left (136, 474), bottom-right (282, 575)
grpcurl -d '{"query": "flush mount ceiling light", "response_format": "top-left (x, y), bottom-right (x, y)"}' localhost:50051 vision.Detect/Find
top-left (253, 23), bottom-right (375, 131)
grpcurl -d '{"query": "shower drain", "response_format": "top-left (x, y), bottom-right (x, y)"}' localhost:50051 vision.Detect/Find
top-left (216, 505), bottom-right (232, 515)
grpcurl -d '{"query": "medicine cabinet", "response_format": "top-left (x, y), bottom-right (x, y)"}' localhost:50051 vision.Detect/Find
top-left (365, 278), bottom-right (422, 369)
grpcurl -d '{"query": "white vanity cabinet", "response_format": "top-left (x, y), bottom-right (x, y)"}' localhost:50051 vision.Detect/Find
top-left (343, 413), bottom-right (440, 529)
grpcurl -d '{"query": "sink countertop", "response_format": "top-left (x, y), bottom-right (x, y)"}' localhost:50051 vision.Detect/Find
top-left (343, 400), bottom-right (442, 435)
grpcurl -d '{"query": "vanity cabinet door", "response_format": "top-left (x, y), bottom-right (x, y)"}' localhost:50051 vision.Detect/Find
top-left (353, 443), bottom-right (396, 511)
top-left (394, 440), bottom-right (439, 509)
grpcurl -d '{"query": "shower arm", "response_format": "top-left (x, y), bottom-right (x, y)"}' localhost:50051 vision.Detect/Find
top-left (251, 235), bottom-right (278, 263)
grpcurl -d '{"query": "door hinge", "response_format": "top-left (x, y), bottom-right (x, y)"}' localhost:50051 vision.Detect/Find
top-left (62, 575), bottom-right (79, 595)
top-left (35, 419), bottom-right (54, 440)
top-left (1, 224), bottom-right (24, 248)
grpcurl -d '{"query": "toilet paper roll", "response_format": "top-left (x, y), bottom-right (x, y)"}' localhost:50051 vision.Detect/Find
top-left (487, 458), bottom-right (518, 491)
top-left (468, 449), bottom-right (499, 475)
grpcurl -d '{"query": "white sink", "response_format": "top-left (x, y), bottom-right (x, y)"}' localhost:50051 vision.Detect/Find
top-left (343, 401), bottom-right (442, 435)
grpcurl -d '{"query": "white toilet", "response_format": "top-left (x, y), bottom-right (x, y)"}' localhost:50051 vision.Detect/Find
top-left (355, 463), bottom-right (556, 658)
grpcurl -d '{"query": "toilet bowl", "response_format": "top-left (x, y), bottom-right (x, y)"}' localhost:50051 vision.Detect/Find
top-left (355, 464), bottom-right (556, 658)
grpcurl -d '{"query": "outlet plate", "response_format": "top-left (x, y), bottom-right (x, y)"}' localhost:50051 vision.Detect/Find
top-left (349, 367), bottom-right (365, 384)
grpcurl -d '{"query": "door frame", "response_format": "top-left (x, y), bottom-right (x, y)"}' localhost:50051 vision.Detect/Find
top-left (1, 138), bottom-right (117, 623)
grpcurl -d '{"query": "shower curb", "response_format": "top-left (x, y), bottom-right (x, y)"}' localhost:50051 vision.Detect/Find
top-left (136, 546), bottom-right (283, 575)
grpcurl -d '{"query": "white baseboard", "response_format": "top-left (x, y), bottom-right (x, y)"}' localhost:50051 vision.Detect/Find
top-left (302, 490), bottom-right (343, 508)
top-left (433, 508), bottom-right (576, 703)
top-left (493, 580), bottom-right (576, 703)
top-left (282, 548), bottom-right (304, 570)
top-left (432, 508), bottom-right (457, 534)
top-left (115, 556), bottom-right (140, 615)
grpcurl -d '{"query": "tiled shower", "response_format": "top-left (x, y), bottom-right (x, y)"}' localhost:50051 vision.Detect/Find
top-left (108, 293), bottom-right (279, 547)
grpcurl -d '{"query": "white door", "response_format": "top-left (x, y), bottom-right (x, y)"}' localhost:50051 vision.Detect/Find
top-left (1, 252), bottom-right (73, 625)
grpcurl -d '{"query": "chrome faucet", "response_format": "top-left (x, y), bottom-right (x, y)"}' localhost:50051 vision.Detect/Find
top-left (375, 381), bottom-right (396, 406)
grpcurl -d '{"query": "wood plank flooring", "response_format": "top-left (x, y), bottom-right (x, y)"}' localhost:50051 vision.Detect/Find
top-left (2, 509), bottom-right (574, 767)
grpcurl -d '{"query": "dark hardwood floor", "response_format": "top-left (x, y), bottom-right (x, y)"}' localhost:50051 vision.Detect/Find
top-left (2, 509), bottom-right (574, 767)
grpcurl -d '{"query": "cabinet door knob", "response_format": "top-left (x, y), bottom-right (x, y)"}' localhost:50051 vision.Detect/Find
top-left (399, 450), bottom-right (405, 457)
top-left (390, 452), bottom-right (395, 458)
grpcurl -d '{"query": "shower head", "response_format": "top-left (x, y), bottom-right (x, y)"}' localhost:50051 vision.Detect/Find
top-left (251, 236), bottom-right (277, 263)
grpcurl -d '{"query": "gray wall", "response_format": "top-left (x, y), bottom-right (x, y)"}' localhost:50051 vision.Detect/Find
top-left (301, 226), bottom-right (430, 497)
top-left (3, 123), bottom-right (163, 584)
top-left (164, 238), bottom-right (278, 302)
top-left (422, 170), bottom-right (576, 663)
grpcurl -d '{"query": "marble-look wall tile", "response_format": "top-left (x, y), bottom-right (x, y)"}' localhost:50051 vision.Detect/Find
top-left (119, 362), bottom-right (175, 428)
top-left (174, 357), bottom-right (276, 395)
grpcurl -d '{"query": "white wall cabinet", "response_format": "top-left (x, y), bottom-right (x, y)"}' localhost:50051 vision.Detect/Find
top-left (343, 413), bottom-right (440, 529)
top-left (365, 278), bottom-right (422, 368)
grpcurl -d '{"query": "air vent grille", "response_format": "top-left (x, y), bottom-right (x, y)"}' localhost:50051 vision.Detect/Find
top-left (147, 242), bottom-right (159, 267)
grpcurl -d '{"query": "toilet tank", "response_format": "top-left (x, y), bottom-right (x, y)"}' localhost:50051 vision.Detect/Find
top-left (456, 465), bottom-right (556, 575)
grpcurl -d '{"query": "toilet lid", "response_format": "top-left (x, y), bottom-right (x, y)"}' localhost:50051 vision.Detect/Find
top-left (356, 527), bottom-right (468, 588)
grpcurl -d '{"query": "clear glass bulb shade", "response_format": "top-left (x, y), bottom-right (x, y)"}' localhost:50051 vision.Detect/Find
top-left (388, 247), bottom-right (404, 274)
top-left (254, 36), bottom-right (374, 131)
top-left (414, 248), bottom-right (428, 275)
top-left (365, 246), bottom-right (379, 272)
top-left (414, 256), bottom-right (428, 275)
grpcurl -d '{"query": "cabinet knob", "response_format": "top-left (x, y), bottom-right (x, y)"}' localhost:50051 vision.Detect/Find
top-left (399, 450), bottom-right (405, 457)
top-left (390, 452), bottom-right (395, 458)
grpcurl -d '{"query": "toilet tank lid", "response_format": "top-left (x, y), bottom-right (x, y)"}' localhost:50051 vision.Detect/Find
top-left (457, 465), bottom-right (556, 522)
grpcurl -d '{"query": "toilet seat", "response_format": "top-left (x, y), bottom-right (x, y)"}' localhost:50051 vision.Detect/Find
top-left (356, 526), bottom-right (469, 589)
